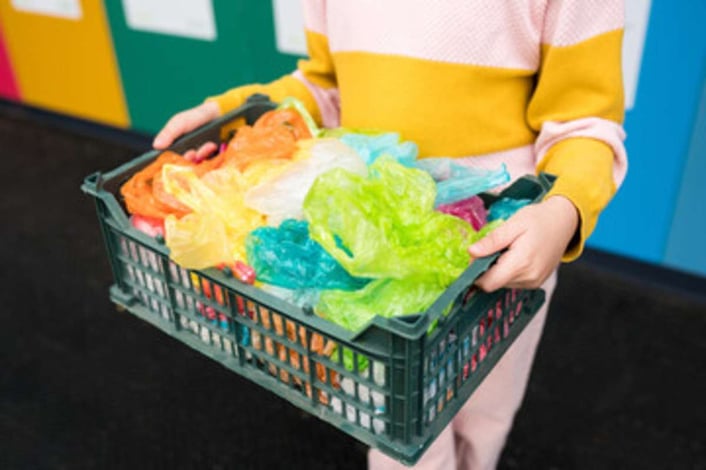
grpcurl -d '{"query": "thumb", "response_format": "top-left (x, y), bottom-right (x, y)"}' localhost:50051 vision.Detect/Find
top-left (469, 219), bottom-right (523, 258)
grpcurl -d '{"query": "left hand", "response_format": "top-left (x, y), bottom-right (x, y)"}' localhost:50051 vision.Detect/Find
top-left (468, 195), bottom-right (579, 292)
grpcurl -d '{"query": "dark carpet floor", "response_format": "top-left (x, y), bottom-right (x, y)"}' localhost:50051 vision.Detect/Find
top-left (1, 103), bottom-right (705, 470)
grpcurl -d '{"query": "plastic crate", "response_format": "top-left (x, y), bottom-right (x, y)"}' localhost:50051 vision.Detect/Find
top-left (82, 95), bottom-right (552, 466)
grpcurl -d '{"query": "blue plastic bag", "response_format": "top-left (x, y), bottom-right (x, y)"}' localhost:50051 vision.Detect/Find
top-left (246, 219), bottom-right (369, 290)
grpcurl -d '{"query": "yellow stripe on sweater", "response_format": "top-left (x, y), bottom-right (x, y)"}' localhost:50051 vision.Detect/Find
top-left (333, 51), bottom-right (538, 157)
top-left (529, 29), bottom-right (625, 127)
top-left (208, 74), bottom-right (322, 125)
top-left (539, 137), bottom-right (618, 261)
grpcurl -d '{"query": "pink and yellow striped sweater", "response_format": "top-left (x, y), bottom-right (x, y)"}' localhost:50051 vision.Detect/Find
top-left (209, 0), bottom-right (628, 260)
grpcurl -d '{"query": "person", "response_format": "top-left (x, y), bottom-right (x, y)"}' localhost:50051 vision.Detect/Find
top-left (153, 1), bottom-right (628, 468)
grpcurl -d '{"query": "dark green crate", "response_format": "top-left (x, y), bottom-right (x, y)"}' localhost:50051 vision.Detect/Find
top-left (82, 95), bottom-right (551, 466)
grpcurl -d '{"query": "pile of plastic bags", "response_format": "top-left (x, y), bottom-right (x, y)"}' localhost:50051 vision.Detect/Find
top-left (121, 99), bottom-right (531, 333)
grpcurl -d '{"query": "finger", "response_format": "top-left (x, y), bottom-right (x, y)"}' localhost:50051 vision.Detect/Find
top-left (153, 114), bottom-right (189, 149)
top-left (468, 217), bottom-right (525, 258)
top-left (195, 142), bottom-right (218, 161)
top-left (183, 149), bottom-right (197, 162)
top-left (474, 247), bottom-right (527, 292)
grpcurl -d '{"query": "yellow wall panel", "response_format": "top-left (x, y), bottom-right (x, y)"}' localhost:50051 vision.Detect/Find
top-left (0, 0), bottom-right (128, 127)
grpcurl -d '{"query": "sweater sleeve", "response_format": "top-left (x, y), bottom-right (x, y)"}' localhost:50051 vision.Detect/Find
top-left (206, 0), bottom-right (339, 127)
top-left (528, 0), bottom-right (628, 261)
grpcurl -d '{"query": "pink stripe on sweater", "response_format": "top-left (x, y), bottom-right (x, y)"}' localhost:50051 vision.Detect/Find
top-left (303, 1), bottom-right (623, 69)
top-left (324, 0), bottom-right (545, 70)
top-left (543, 0), bottom-right (624, 46)
top-left (301, 0), bottom-right (326, 35)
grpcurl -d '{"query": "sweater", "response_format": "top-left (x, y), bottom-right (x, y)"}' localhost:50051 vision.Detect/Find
top-left (209, 0), bottom-right (628, 261)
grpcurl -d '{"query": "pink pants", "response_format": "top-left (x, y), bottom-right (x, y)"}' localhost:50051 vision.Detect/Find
top-left (369, 271), bottom-right (557, 470)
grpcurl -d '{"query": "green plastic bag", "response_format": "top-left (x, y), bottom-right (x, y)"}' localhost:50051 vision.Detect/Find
top-left (304, 156), bottom-right (478, 283)
top-left (317, 275), bottom-right (449, 332)
top-left (304, 157), bottom-right (487, 331)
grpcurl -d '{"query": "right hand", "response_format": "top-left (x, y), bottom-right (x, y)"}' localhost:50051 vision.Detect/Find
top-left (153, 101), bottom-right (221, 162)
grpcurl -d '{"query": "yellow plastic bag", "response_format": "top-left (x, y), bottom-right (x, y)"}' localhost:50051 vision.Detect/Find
top-left (161, 164), bottom-right (267, 269)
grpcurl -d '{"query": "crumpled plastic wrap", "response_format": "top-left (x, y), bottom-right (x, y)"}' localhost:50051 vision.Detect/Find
top-left (437, 196), bottom-right (488, 230)
top-left (221, 107), bottom-right (312, 171)
top-left (244, 139), bottom-right (367, 226)
top-left (120, 150), bottom-right (224, 219)
top-left (340, 132), bottom-right (418, 167)
top-left (246, 219), bottom-right (369, 290)
top-left (415, 158), bottom-right (510, 206)
top-left (162, 164), bottom-right (266, 269)
top-left (304, 156), bottom-right (477, 282)
top-left (488, 197), bottom-right (532, 221)
top-left (303, 157), bottom-right (485, 330)
top-left (317, 276), bottom-right (450, 332)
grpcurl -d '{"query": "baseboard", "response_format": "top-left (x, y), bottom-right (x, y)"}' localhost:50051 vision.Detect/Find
top-left (579, 248), bottom-right (706, 305)
top-left (0, 99), bottom-right (153, 152)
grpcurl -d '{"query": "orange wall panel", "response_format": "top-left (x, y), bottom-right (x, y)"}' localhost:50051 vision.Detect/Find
top-left (0, 0), bottom-right (128, 127)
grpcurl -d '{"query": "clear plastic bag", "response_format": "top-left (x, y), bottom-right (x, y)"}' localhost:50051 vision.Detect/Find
top-left (244, 139), bottom-right (367, 226)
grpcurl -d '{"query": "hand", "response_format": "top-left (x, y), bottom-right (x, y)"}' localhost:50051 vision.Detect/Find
top-left (468, 195), bottom-right (579, 291)
top-left (152, 101), bottom-right (221, 161)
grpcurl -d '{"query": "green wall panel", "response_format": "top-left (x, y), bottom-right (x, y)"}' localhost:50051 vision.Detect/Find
top-left (105, 1), bottom-right (299, 134)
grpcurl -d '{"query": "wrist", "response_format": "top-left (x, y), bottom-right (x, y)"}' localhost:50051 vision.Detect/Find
top-left (545, 195), bottom-right (580, 248)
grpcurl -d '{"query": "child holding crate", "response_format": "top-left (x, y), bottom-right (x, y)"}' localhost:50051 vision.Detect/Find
top-left (153, 1), bottom-right (627, 468)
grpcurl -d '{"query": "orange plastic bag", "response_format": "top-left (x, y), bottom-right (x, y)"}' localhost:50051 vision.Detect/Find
top-left (120, 150), bottom-right (225, 219)
top-left (223, 108), bottom-right (312, 171)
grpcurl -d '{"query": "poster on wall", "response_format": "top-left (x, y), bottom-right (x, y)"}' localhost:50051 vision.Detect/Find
top-left (623, 0), bottom-right (652, 110)
top-left (11, 0), bottom-right (82, 20)
top-left (122, 0), bottom-right (217, 41)
top-left (272, 0), bottom-right (306, 56)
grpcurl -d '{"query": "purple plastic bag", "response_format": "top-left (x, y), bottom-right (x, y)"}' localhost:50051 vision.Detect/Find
top-left (437, 196), bottom-right (488, 230)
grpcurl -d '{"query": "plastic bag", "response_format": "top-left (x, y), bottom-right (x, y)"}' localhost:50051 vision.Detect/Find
top-left (244, 139), bottom-right (367, 226)
top-left (304, 156), bottom-right (478, 283)
top-left (222, 107), bottom-right (312, 171)
top-left (161, 164), bottom-right (265, 269)
top-left (258, 284), bottom-right (322, 309)
top-left (317, 275), bottom-right (449, 332)
top-left (120, 150), bottom-right (224, 219)
top-left (488, 197), bottom-right (532, 221)
top-left (246, 219), bottom-right (369, 290)
top-left (414, 158), bottom-right (510, 206)
top-left (437, 196), bottom-right (488, 230)
top-left (278, 97), bottom-right (321, 138)
top-left (339, 132), bottom-right (418, 167)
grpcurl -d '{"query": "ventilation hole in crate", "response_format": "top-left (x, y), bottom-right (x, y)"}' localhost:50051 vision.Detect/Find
top-left (180, 267), bottom-right (190, 289)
